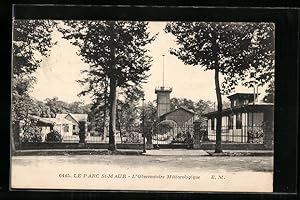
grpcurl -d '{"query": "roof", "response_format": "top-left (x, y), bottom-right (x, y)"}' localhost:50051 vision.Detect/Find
top-left (203, 103), bottom-right (274, 118)
top-left (29, 115), bottom-right (55, 125)
top-left (227, 93), bottom-right (260, 100)
top-left (56, 113), bottom-right (88, 122)
top-left (30, 115), bottom-right (74, 125)
top-left (55, 114), bottom-right (68, 119)
top-left (160, 106), bottom-right (195, 117)
top-left (47, 118), bottom-right (73, 124)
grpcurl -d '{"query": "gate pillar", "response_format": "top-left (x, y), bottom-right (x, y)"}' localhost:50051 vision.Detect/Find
top-left (193, 121), bottom-right (202, 149)
top-left (78, 121), bottom-right (86, 146)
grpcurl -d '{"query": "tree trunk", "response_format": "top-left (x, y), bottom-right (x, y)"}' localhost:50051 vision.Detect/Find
top-left (102, 77), bottom-right (108, 140)
top-left (108, 78), bottom-right (117, 151)
top-left (107, 22), bottom-right (117, 151)
top-left (214, 67), bottom-right (223, 153)
top-left (117, 108), bottom-right (123, 143)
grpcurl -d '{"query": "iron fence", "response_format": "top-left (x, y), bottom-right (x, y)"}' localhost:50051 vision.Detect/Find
top-left (205, 125), bottom-right (267, 144)
top-left (17, 123), bottom-right (271, 146)
top-left (151, 125), bottom-right (194, 145)
top-left (60, 125), bottom-right (143, 144)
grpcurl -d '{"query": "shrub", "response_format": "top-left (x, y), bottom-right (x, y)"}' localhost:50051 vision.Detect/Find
top-left (122, 131), bottom-right (142, 143)
top-left (247, 127), bottom-right (264, 144)
top-left (45, 130), bottom-right (63, 143)
top-left (21, 122), bottom-right (43, 143)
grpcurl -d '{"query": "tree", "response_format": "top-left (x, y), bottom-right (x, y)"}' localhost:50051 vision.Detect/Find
top-left (194, 99), bottom-right (215, 118)
top-left (44, 97), bottom-right (71, 117)
top-left (263, 80), bottom-right (275, 103)
top-left (170, 98), bottom-right (194, 110)
top-left (143, 101), bottom-right (157, 123)
top-left (165, 22), bottom-right (274, 152)
top-left (60, 21), bottom-right (156, 151)
top-left (12, 20), bottom-right (56, 151)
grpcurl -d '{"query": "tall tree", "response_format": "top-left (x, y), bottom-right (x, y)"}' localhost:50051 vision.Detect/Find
top-left (12, 20), bottom-right (56, 151)
top-left (60, 21), bottom-right (156, 151)
top-left (165, 22), bottom-right (274, 152)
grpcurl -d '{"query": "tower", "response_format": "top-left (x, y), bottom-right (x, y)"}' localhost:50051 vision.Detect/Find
top-left (155, 86), bottom-right (172, 118)
top-left (155, 54), bottom-right (172, 119)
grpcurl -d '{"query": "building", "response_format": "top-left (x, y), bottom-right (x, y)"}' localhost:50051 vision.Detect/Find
top-left (26, 113), bottom-right (88, 141)
top-left (26, 115), bottom-right (73, 141)
top-left (155, 86), bottom-right (172, 118)
top-left (203, 93), bottom-right (274, 144)
top-left (56, 113), bottom-right (88, 135)
top-left (159, 106), bottom-right (195, 126)
top-left (155, 86), bottom-right (195, 126)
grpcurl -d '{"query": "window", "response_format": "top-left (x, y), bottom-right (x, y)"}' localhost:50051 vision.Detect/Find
top-left (228, 115), bottom-right (233, 129)
top-left (236, 113), bottom-right (242, 129)
top-left (73, 125), bottom-right (76, 130)
top-left (63, 124), bottom-right (69, 132)
top-left (211, 118), bottom-right (215, 130)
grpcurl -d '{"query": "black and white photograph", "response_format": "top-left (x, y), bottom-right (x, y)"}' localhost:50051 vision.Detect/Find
top-left (11, 19), bottom-right (275, 192)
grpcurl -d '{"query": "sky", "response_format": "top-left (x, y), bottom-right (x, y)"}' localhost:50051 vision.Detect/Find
top-left (29, 21), bottom-right (269, 104)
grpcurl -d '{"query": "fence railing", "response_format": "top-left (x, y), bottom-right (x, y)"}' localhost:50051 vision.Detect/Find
top-left (17, 124), bottom-right (271, 145)
top-left (19, 126), bottom-right (143, 144)
top-left (205, 125), bottom-right (267, 144)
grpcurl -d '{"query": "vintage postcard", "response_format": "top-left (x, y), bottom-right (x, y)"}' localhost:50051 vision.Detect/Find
top-left (11, 19), bottom-right (274, 192)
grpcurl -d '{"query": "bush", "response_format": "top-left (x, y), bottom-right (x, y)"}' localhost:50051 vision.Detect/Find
top-left (45, 130), bottom-right (63, 143)
top-left (21, 123), bottom-right (43, 143)
top-left (122, 131), bottom-right (142, 143)
top-left (247, 127), bottom-right (264, 144)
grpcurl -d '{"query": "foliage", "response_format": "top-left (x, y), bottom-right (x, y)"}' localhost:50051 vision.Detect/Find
top-left (20, 120), bottom-right (43, 143)
top-left (122, 132), bottom-right (142, 143)
top-left (118, 98), bottom-right (140, 128)
top-left (158, 120), bottom-right (177, 135)
top-left (45, 130), bottom-right (63, 143)
top-left (247, 127), bottom-right (264, 144)
top-left (171, 130), bottom-right (193, 144)
top-left (263, 80), bottom-right (275, 103)
top-left (165, 22), bottom-right (274, 94)
top-left (165, 22), bottom-right (275, 152)
top-left (12, 20), bottom-right (57, 149)
top-left (143, 101), bottom-right (157, 123)
top-left (170, 97), bottom-right (215, 119)
top-left (44, 97), bottom-right (91, 117)
top-left (59, 20), bottom-right (157, 151)
top-left (13, 20), bottom-right (57, 76)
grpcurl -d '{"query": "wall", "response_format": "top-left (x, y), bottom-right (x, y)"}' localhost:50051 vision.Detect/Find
top-left (65, 115), bottom-right (79, 134)
top-left (53, 124), bottom-right (73, 136)
top-left (248, 112), bottom-right (264, 126)
top-left (18, 142), bottom-right (144, 150)
top-left (199, 142), bottom-right (273, 150)
top-left (165, 109), bottom-right (194, 126)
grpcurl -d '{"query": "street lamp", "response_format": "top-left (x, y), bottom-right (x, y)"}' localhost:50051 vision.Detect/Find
top-left (142, 96), bottom-right (146, 153)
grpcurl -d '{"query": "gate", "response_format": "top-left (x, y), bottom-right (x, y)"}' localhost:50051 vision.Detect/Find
top-left (151, 124), bottom-right (194, 149)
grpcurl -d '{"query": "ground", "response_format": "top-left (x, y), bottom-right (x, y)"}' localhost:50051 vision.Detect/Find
top-left (11, 152), bottom-right (273, 192)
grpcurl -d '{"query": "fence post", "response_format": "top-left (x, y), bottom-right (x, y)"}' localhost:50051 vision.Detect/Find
top-left (193, 121), bottom-right (201, 149)
top-left (79, 121), bottom-right (86, 146)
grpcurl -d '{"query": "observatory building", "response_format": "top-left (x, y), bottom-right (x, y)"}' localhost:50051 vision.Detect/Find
top-left (154, 55), bottom-right (195, 126)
